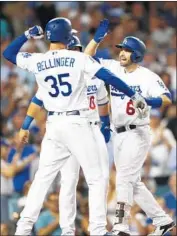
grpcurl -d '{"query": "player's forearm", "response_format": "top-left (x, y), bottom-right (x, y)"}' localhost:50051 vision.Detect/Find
top-left (22, 97), bottom-right (43, 130)
top-left (15, 156), bottom-right (34, 173)
top-left (84, 39), bottom-right (99, 56)
top-left (95, 68), bottom-right (135, 98)
top-left (27, 100), bottom-right (43, 118)
top-left (3, 34), bottom-right (28, 64)
top-left (37, 220), bottom-right (59, 236)
top-left (160, 94), bottom-right (172, 107)
top-left (145, 93), bottom-right (172, 108)
top-left (1, 166), bottom-right (16, 178)
top-left (98, 103), bottom-right (109, 116)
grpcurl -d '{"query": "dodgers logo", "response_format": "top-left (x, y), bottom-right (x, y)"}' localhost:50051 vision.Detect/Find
top-left (157, 80), bottom-right (167, 90)
top-left (111, 85), bottom-right (142, 99)
top-left (22, 52), bottom-right (32, 58)
top-left (47, 31), bottom-right (51, 39)
top-left (87, 85), bottom-right (97, 94)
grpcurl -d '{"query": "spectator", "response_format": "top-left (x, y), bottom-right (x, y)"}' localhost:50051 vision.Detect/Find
top-left (151, 16), bottom-right (175, 48)
top-left (11, 181), bottom-right (32, 222)
top-left (142, 51), bottom-right (163, 74)
top-left (77, 199), bottom-right (89, 236)
top-left (0, 222), bottom-right (16, 236)
top-left (166, 53), bottom-right (176, 99)
top-left (131, 2), bottom-right (149, 32)
top-left (124, 18), bottom-right (147, 41)
top-left (160, 71), bottom-right (175, 101)
top-left (165, 103), bottom-right (177, 140)
top-left (35, 192), bottom-right (61, 236)
top-left (1, 139), bottom-right (35, 222)
top-left (163, 172), bottom-right (176, 218)
top-left (148, 109), bottom-right (176, 195)
top-left (1, 139), bottom-right (13, 223)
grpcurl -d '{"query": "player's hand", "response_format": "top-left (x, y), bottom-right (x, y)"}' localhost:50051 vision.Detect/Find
top-left (136, 105), bottom-right (149, 119)
top-left (101, 124), bottom-right (111, 143)
top-left (131, 93), bottom-right (148, 119)
top-left (25, 26), bottom-right (44, 40)
top-left (94, 19), bottom-right (109, 43)
top-left (18, 128), bottom-right (30, 144)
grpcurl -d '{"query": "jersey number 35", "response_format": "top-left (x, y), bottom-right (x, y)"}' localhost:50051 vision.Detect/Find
top-left (44, 73), bottom-right (72, 97)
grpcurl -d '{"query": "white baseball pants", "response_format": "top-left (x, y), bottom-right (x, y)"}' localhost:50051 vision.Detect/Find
top-left (15, 115), bottom-right (108, 235)
top-left (59, 123), bottom-right (109, 235)
top-left (113, 125), bottom-right (172, 233)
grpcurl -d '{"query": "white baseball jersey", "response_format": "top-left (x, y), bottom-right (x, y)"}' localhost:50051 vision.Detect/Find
top-left (99, 59), bottom-right (170, 127)
top-left (16, 50), bottom-right (102, 112)
top-left (35, 78), bottom-right (109, 123)
top-left (86, 77), bottom-right (109, 122)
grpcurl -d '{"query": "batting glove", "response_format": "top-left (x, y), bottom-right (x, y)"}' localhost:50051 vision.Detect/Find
top-left (25, 26), bottom-right (44, 40)
top-left (94, 19), bottom-right (109, 43)
top-left (131, 93), bottom-right (148, 119)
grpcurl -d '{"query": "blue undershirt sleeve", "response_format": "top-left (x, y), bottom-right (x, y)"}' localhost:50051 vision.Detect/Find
top-left (95, 67), bottom-right (135, 98)
top-left (3, 34), bottom-right (28, 64)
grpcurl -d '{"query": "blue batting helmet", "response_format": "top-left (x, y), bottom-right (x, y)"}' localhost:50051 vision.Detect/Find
top-left (45, 17), bottom-right (77, 45)
top-left (115, 36), bottom-right (146, 63)
top-left (68, 35), bottom-right (82, 52)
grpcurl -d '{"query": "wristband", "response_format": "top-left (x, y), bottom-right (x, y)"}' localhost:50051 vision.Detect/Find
top-left (21, 115), bottom-right (34, 130)
top-left (145, 97), bottom-right (162, 108)
top-left (31, 96), bottom-right (43, 107)
top-left (100, 115), bottom-right (110, 127)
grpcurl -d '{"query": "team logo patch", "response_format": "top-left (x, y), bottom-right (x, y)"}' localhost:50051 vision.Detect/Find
top-left (22, 52), bottom-right (32, 58)
top-left (157, 80), bottom-right (167, 90)
top-left (87, 85), bottom-right (97, 94)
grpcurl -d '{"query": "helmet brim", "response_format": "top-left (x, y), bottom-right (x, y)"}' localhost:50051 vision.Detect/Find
top-left (115, 43), bottom-right (134, 52)
top-left (115, 43), bottom-right (123, 48)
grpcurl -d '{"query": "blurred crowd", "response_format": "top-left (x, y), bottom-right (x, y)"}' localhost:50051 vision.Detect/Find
top-left (1, 1), bottom-right (176, 235)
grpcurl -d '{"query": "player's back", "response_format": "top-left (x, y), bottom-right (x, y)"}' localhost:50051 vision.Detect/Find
top-left (35, 50), bottom-right (88, 112)
top-left (17, 49), bottom-right (101, 112)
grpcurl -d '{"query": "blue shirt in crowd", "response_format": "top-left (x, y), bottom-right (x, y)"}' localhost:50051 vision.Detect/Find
top-left (8, 144), bottom-right (36, 192)
top-left (35, 210), bottom-right (62, 236)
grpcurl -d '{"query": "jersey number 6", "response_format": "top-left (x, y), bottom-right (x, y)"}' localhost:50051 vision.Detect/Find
top-left (44, 73), bottom-right (72, 97)
top-left (89, 96), bottom-right (96, 109)
top-left (126, 100), bottom-right (135, 115)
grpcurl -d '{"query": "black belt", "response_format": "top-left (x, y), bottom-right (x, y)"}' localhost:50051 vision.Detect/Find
top-left (89, 121), bottom-right (99, 125)
top-left (48, 110), bottom-right (80, 116)
top-left (116, 125), bottom-right (136, 133)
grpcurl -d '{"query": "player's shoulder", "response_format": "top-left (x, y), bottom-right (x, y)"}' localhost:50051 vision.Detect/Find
top-left (99, 58), bottom-right (118, 67)
top-left (18, 52), bottom-right (43, 59)
top-left (139, 66), bottom-right (160, 80)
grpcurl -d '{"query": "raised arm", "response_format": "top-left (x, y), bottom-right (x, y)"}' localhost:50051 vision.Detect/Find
top-left (3, 26), bottom-right (43, 64)
top-left (84, 19), bottom-right (109, 56)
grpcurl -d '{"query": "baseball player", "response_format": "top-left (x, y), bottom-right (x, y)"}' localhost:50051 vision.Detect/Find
top-left (60, 36), bottom-right (111, 235)
top-left (3, 18), bottom-right (146, 235)
top-left (23, 35), bottom-right (111, 235)
top-left (84, 19), bottom-right (175, 236)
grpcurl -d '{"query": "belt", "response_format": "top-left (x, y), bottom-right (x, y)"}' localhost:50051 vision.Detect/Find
top-left (89, 121), bottom-right (99, 125)
top-left (116, 125), bottom-right (136, 133)
top-left (48, 110), bottom-right (80, 116)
